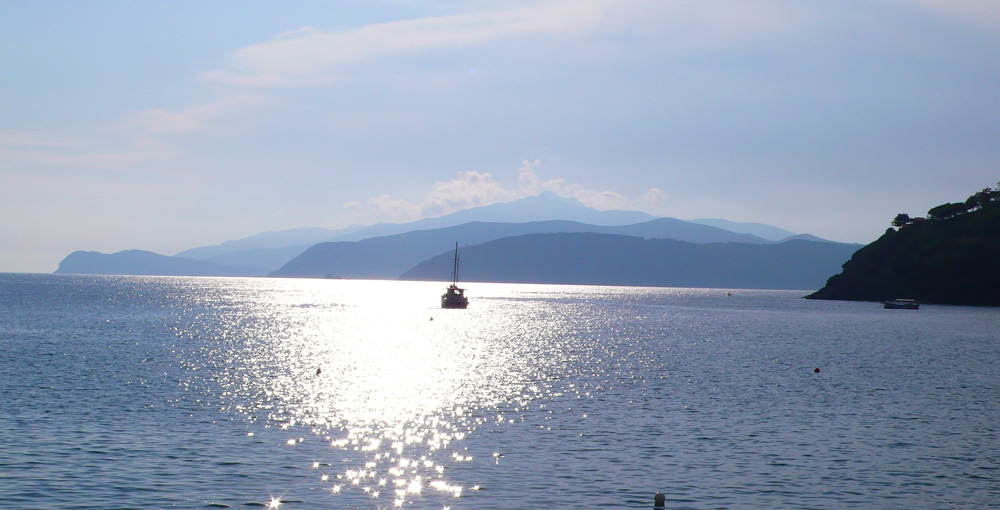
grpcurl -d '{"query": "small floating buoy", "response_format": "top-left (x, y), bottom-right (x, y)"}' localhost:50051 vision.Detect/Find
top-left (316, 368), bottom-right (322, 375)
top-left (814, 367), bottom-right (820, 373)
top-left (654, 491), bottom-right (666, 509)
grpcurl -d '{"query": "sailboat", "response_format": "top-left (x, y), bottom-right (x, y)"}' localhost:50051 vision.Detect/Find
top-left (441, 242), bottom-right (469, 309)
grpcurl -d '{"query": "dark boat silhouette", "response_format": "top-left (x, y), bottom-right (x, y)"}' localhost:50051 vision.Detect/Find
top-left (441, 243), bottom-right (469, 309)
top-left (883, 298), bottom-right (919, 310)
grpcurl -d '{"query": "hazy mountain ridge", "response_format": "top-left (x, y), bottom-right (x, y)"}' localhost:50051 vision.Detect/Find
top-left (169, 193), bottom-right (661, 272)
top-left (173, 227), bottom-right (364, 265)
top-left (53, 192), bottom-right (839, 287)
top-left (269, 218), bottom-right (772, 278)
top-left (55, 250), bottom-right (267, 277)
top-left (197, 245), bottom-right (317, 271)
top-left (400, 233), bottom-right (859, 290)
top-left (330, 192), bottom-right (657, 243)
top-left (688, 218), bottom-right (797, 241)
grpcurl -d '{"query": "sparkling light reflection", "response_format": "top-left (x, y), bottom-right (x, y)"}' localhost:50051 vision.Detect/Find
top-left (171, 279), bottom-right (622, 508)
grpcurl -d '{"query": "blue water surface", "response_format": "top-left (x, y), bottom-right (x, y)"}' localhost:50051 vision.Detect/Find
top-left (1, 274), bottom-right (998, 509)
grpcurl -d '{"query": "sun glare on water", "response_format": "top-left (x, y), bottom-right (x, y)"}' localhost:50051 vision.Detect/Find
top-left (177, 279), bottom-right (591, 508)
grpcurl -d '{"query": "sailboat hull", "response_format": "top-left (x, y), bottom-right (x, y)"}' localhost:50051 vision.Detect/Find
top-left (441, 285), bottom-right (469, 309)
top-left (441, 243), bottom-right (469, 309)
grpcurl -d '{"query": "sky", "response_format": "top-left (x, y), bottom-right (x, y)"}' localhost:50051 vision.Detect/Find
top-left (2, 0), bottom-right (999, 273)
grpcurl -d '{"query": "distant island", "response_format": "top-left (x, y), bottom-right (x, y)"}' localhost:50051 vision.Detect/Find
top-left (53, 192), bottom-right (862, 290)
top-left (401, 233), bottom-right (859, 290)
top-left (55, 250), bottom-right (267, 277)
top-left (807, 184), bottom-right (1000, 306)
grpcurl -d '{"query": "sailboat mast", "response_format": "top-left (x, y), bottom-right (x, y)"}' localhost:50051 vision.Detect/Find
top-left (452, 242), bottom-right (460, 286)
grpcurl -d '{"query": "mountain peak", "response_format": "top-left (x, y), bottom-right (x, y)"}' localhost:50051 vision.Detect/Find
top-left (447, 192), bottom-right (655, 226)
top-left (524, 191), bottom-right (586, 207)
top-left (331, 193), bottom-right (657, 242)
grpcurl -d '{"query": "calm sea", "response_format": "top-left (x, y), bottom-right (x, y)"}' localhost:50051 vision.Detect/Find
top-left (1, 274), bottom-right (998, 509)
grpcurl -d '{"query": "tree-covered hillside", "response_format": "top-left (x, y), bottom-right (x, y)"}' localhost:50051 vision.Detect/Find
top-left (807, 184), bottom-right (1000, 305)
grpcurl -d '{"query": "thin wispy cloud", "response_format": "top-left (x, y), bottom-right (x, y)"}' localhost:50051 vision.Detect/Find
top-left (2, 92), bottom-right (267, 173)
top-left (126, 93), bottom-right (265, 136)
top-left (0, 129), bottom-right (165, 171)
top-left (4, 0), bottom-right (810, 177)
top-left (201, 1), bottom-right (609, 88)
top-left (200, 0), bottom-right (810, 89)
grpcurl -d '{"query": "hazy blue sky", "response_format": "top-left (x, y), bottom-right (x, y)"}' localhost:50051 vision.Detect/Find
top-left (3, 0), bottom-right (999, 272)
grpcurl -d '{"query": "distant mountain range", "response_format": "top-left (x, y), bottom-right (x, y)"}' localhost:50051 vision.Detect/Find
top-left (688, 218), bottom-right (795, 241)
top-left (56, 250), bottom-right (265, 277)
top-left (172, 192), bottom-right (660, 272)
top-left (330, 192), bottom-right (657, 242)
top-left (54, 192), bottom-right (857, 290)
top-left (401, 233), bottom-right (860, 290)
top-left (270, 218), bottom-right (771, 279)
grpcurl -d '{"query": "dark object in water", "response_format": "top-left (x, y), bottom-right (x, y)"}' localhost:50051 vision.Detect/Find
top-left (883, 299), bottom-right (919, 310)
top-left (441, 242), bottom-right (469, 309)
top-left (654, 491), bottom-right (666, 509)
